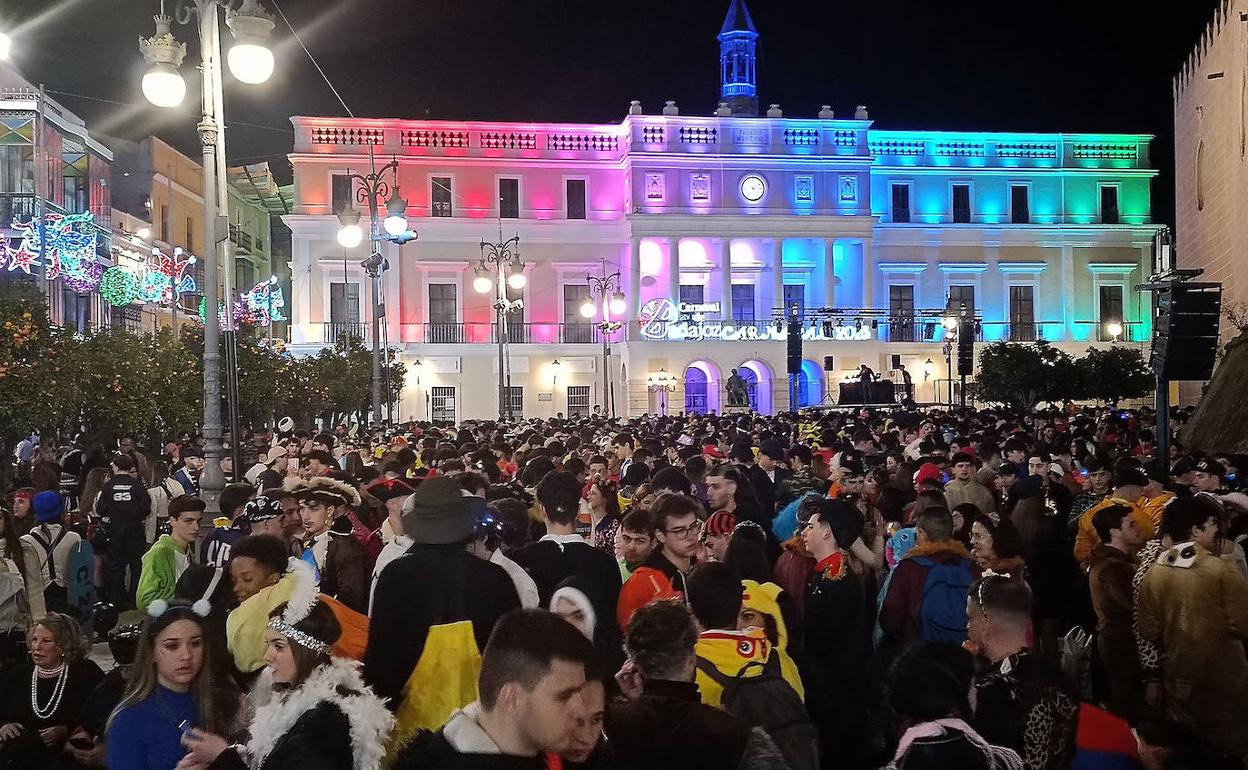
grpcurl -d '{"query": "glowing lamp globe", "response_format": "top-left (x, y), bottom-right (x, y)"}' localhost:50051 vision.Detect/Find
top-left (142, 63), bottom-right (186, 108)
top-left (1105, 321), bottom-right (1123, 339)
top-left (473, 275), bottom-right (493, 294)
top-left (609, 292), bottom-right (627, 316)
top-left (383, 213), bottom-right (408, 237)
top-left (0, 32), bottom-right (11, 61)
top-left (336, 223), bottom-right (363, 249)
top-left (507, 272), bottom-right (527, 290)
top-left (941, 315), bottom-right (958, 331)
top-left (228, 42), bottom-right (274, 85)
top-left (580, 301), bottom-right (596, 319)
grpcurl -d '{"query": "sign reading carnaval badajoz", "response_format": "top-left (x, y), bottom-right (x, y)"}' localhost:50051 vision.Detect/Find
top-left (637, 299), bottom-right (873, 342)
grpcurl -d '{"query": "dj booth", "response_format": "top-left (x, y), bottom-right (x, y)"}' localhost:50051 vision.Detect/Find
top-left (838, 380), bottom-right (897, 405)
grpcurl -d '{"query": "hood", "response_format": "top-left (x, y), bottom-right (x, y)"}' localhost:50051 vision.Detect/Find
top-left (903, 540), bottom-right (973, 564)
top-left (1084, 544), bottom-right (1131, 569)
top-left (550, 582), bottom-right (597, 639)
top-left (740, 579), bottom-right (805, 701)
top-left (248, 656), bottom-right (394, 770)
top-left (886, 527), bottom-right (918, 569)
top-left (443, 701), bottom-right (504, 754)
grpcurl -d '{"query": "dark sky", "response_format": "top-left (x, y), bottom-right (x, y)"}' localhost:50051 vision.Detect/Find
top-left (1, 0), bottom-right (1224, 224)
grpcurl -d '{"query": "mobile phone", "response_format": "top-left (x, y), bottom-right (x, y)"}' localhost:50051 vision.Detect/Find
top-left (1077, 468), bottom-right (1089, 479)
top-left (68, 737), bottom-right (94, 750)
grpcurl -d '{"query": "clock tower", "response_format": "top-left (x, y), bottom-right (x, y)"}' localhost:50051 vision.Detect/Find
top-left (718, 0), bottom-right (759, 117)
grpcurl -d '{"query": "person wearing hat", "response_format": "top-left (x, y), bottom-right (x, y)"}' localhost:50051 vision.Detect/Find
top-left (366, 478), bottom-right (419, 614)
top-left (800, 496), bottom-right (872, 768)
top-left (1191, 457), bottom-right (1229, 494)
top-left (364, 475), bottom-right (521, 734)
top-left (291, 476), bottom-right (371, 613)
top-left (1074, 467), bottom-right (1156, 563)
top-left (700, 510), bottom-right (737, 562)
top-left (20, 490), bottom-right (83, 614)
top-left (135, 495), bottom-right (204, 612)
top-left (173, 447), bottom-right (204, 497)
top-left (246, 445), bottom-right (290, 494)
top-left (748, 439), bottom-right (790, 518)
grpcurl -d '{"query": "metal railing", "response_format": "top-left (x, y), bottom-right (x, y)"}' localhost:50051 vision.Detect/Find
top-left (322, 321), bottom-right (369, 343)
top-left (1007, 322), bottom-right (1038, 342)
top-left (0, 193), bottom-right (36, 225)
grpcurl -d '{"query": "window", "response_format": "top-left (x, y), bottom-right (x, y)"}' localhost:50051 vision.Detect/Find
top-left (1009, 285), bottom-right (1036, 341)
top-left (1100, 186), bottom-right (1120, 225)
top-left (499, 178), bottom-right (519, 218)
top-left (562, 285), bottom-right (595, 342)
top-left (186, 217), bottom-right (194, 250)
top-left (890, 183), bottom-right (911, 223)
top-left (428, 283), bottom-right (457, 323)
top-left (431, 176), bottom-right (452, 217)
top-left (505, 386), bottom-right (524, 418)
top-left (567, 385), bottom-right (591, 418)
top-left (431, 386), bottom-right (456, 423)
top-left (331, 174), bottom-right (354, 213)
top-left (679, 284), bottom-right (704, 307)
top-left (952, 184), bottom-right (971, 224)
top-left (1010, 184), bottom-right (1030, 224)
top-left (61, 141), bottom-right (89, 213)
top-left (731, 284), bottom-right (755, 323)
top-left (889, 284), bottom-right (916, 342)
top-left (0, 142), bottom-right (34, 194)
top-left (566, 179), bottom-right (586, 220)
top-left (1098, 285), bottom-right (1124, 341)
top-left (948, 285), bottom-right (975, 313)
top-left (783, 284), bottom-right (805, 320)
top-left (329, 282), bottom-right (360, 322)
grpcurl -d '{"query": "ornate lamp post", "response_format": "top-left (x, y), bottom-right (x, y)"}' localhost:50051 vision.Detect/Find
top-left (335, 145), bottom-right (416, 428)
top-left (581, 259), bottom-right (626, 418)
top-left (647, 368), bottom-right (677, 416)
top-left (474, 236), bottom-right (526, 421)
top-left (138, 0), bottom-right (275, 514)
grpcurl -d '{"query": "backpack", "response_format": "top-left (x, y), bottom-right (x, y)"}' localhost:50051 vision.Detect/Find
top-left (913, 556), bottom-right (974, 644)
top-left (696, 652), bottom-right (820, 770)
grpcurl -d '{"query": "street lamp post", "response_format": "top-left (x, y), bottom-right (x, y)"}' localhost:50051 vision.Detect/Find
top-left (139, 0), bottom-right (275, 514)
top-left (335, 144), bottom-right (415, 429)
top-left (582, 259), bottom-right (626, 419)
top-left (475, 236), bottom-right (525, 422)
top-left (647, 368), bottom-right (677, 416)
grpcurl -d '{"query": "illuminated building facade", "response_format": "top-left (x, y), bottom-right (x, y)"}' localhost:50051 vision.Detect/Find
top-left (285, 1), bottom-right (1161, 420)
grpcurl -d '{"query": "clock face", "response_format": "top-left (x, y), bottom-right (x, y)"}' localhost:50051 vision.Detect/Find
top-left (740, 174), bottom-right (766, 202)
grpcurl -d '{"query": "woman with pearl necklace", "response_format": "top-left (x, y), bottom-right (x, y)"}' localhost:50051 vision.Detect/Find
top-left (0, 612), bottom-right (104, 767)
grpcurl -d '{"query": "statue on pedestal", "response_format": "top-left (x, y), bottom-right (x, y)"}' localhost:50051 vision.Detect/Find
top-left (726, 369), bottom-right (750, 408)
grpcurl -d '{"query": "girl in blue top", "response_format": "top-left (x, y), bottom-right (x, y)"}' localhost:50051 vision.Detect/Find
top-left (106, 599), bottom-right (238, 770)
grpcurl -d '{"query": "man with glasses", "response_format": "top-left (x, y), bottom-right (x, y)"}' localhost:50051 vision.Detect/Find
top-left (616, 494), bottom-right (701, 632)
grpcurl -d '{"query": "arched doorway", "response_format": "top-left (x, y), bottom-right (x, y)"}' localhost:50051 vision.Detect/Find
top-left (795, 359), bottom-right (825, 408)
top-left (684, 360), bottom-right (721, 414)
top-left (738, 359), bottom-right (774, 414)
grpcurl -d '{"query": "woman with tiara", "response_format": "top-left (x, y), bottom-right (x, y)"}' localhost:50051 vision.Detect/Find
top-left (176, 581), bottom-right (392, 770)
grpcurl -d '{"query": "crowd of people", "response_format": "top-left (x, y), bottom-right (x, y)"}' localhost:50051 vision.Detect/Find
top-left (0, 401), bottom-right (1246, 770)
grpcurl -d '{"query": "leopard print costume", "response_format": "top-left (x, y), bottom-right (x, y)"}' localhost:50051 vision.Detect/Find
top-left (1132, 539), bottom-right (1163, 677)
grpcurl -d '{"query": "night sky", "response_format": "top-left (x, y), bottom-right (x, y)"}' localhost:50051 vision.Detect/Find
top-left (0, 0), bottom-right (1225, 224)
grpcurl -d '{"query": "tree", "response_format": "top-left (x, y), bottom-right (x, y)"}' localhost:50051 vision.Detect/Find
top-left (1076, 345), bottom-right (1153, 405)
top-left (975, 341), bottom-right (1081, 410)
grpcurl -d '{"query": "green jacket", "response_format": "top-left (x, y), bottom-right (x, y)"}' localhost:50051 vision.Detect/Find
top-left (136, 535), bottom-right (190, 611)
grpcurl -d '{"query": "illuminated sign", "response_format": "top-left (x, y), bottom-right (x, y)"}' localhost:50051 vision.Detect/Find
top-left (638, 299), bottom-right (871, 342)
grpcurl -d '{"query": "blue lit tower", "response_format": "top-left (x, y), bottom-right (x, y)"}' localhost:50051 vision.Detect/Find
top-left (718, 0), bottom-right (759, 117)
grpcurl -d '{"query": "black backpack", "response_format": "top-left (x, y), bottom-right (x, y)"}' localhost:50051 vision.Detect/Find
top-left (696, 652), bottom-right (819, 770)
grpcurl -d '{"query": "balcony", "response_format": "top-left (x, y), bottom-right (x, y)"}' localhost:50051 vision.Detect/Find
top-left (1007, 322), bottom-right (1039, 342)
top-left (395, 322), bottom-right (626, 344)
top-left (321, 321), bottom-right (369, 344)
top-left (0, 193), bottom-right (36, 225)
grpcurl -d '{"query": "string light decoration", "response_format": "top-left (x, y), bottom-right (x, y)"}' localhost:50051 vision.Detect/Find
top-left (64, 260), bottom-right (104, 294)
top-left (100, 266), bottom-right (141, 307)
top-left (1, 212), bottom-right (99, 280)
top-left (240, 276), bottom-right (286, 324)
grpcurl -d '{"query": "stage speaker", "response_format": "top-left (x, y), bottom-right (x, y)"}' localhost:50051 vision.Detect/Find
top-left (957, 320), bottom-right (975, 376)
top-left (890, 354), bottom-right (901, 370)
top-left (1153, 283), bottom-right (1222, 381)
top-left (823, 355), bottom-right (836, 371)
top-left (787, 317), bottom-right (803, 375)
